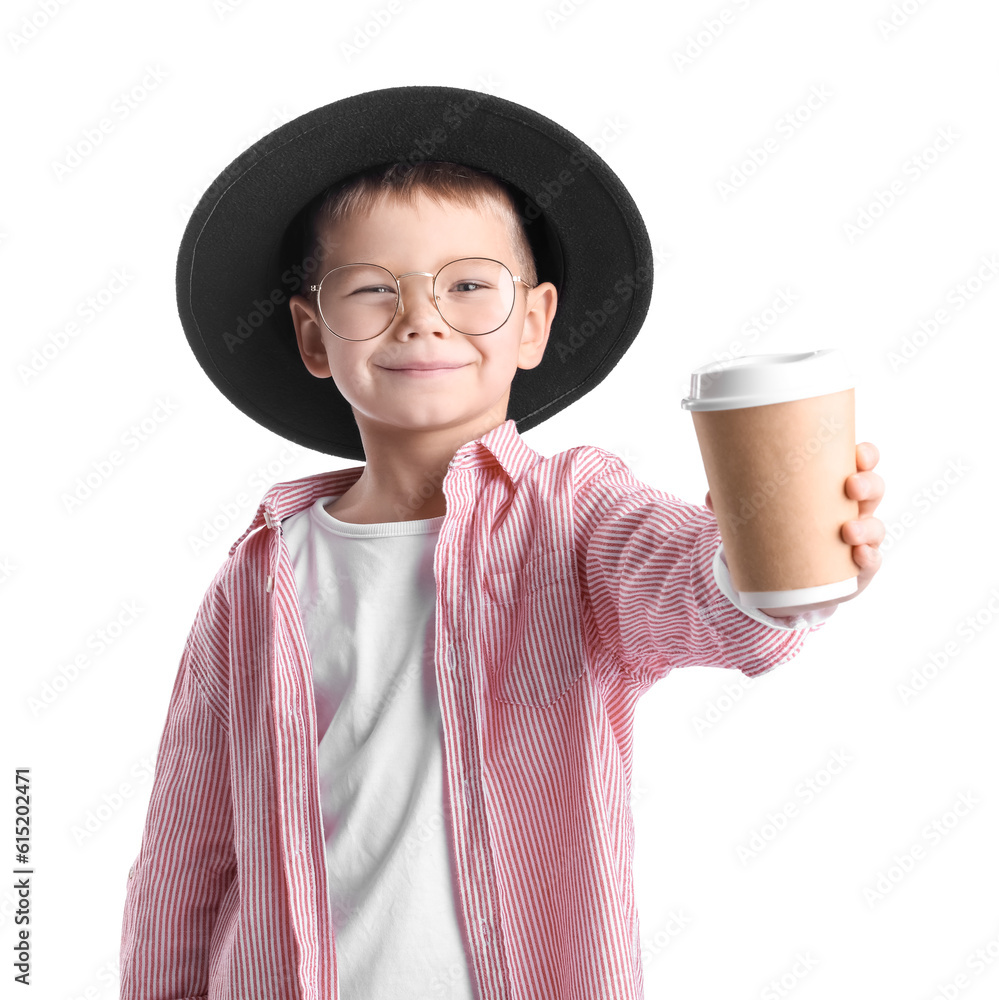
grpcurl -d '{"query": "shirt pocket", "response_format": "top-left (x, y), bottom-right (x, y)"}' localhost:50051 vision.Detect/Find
top-left (482, 549), bottom-right (586, 707)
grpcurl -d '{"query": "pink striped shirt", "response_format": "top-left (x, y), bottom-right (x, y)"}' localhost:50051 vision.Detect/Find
top-left (120, 418), bottom-right (830, 999)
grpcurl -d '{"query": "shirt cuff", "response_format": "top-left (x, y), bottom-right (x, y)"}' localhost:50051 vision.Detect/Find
top-left (712, 543), bottom-right (839, 631)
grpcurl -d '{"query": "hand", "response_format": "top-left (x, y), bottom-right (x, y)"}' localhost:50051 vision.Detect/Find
top-left (839, 441), bottom-right (885, 600)
top-left (704, 441), bottom-right (886, 614)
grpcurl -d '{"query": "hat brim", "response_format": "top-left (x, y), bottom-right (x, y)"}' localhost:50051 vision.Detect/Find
top-left (176, 85), bottom-right (653, 460)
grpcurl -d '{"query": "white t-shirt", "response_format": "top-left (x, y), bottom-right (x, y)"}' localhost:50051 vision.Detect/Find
top-left (281, 496), bottom-right (479, 1000)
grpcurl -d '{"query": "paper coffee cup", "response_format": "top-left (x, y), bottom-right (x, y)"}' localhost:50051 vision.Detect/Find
top-left (680, 350), bottom-right (859, 610)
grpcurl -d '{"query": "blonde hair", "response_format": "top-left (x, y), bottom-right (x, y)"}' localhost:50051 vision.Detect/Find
top-left (299, 160), bottom-right (538, 291)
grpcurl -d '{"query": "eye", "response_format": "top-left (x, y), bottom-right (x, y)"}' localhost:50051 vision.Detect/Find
top-left (349, 284), bottom-right (395, 295)
top-left (446, 276), bottom-right (498, 295)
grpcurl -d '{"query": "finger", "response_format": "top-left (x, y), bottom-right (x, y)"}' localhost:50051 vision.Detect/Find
top-left (846, 471), bottom-right (885, 518)
top-left (842, 516), bottom-right (886, 548)
top-left (851, 542), bottom-right (883, 574)
top-left (855, 441), bottom-right (880, 471)
top-left (846, 470), bottom-right (884, 499)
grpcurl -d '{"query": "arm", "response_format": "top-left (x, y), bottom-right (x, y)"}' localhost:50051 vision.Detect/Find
top-left (574, 452), bottom-right (827, 694)
top-left (119, 573), bottom-right (236, 1000)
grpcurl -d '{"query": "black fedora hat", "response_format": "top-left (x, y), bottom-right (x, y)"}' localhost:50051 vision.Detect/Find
top-left (176, 85), bottom-right (654, 461)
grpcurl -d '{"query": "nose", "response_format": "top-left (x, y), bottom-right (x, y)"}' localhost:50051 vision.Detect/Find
top-left (394, 271), bottom-right (449, 335)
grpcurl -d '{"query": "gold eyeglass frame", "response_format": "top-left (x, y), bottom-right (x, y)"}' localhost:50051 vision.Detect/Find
top-left (308, 256), bottom-right (535, 341)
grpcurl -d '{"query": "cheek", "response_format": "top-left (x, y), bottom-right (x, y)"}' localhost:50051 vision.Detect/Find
top-left (475, 350), bottom-right (515, 387)
top-left (326, 352), bottom-right (373, 399)
top-left (326, 340), bottom-right (369, 372)
top-left (487, 330), bottom-right (526, 368)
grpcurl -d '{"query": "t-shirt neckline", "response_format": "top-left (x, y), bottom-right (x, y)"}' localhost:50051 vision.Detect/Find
top-left (307, 496), bottom-right (446, 538)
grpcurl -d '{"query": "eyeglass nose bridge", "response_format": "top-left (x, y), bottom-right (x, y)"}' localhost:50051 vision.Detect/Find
top-left (394, 270), bottom-right (441, 319)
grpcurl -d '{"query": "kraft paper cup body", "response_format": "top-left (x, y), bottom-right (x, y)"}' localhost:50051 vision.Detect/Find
top-left (681, 350), bottom-right (859, 609)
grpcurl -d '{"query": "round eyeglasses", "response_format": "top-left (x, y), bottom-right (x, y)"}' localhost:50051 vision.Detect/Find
top-left (308, 257), bottom-right (534, 342)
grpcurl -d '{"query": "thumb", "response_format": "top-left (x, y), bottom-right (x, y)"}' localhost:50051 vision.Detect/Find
top-left (705, 490), bottom-right (714, 513)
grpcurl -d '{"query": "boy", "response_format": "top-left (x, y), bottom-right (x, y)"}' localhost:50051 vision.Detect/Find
top-left (121, 86), bottom-right (884, 1000)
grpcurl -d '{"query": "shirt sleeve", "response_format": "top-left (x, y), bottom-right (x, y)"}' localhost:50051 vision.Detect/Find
top-left (119, 571), bottom-right (237, 999)
top-left (573, 451), bottom-right (833, 692)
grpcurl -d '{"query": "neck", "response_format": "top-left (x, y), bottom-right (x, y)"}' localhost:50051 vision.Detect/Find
top-left (328, 411), bottom-right (507, 523)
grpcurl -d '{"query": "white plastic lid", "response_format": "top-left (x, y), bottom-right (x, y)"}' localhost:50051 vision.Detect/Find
top-left (680, 349), bottom-right (854, 411)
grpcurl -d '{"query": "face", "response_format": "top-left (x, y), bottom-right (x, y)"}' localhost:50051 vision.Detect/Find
top-left (288, 190), bottom-right (557, 451)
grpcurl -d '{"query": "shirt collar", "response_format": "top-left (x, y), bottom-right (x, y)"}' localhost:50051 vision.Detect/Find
top-left (229, 419), bottom-right (542, 556)
top-left (446, 417), bottom-right (541, 479)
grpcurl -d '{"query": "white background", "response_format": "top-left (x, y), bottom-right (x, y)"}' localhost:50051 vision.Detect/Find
top-left (4, 0), bottom-right (999, 996)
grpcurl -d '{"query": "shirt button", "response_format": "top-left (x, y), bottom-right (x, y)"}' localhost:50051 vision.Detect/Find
top-left (445, 644), bottom-right (458, 672)
top-left (463, 778), bottom-right (472, 807)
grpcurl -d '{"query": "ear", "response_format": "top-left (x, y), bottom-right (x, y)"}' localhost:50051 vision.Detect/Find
top-left (517, 281), bottom-right (558, 370)
top-left (289, 293), bottom-right (332, 378)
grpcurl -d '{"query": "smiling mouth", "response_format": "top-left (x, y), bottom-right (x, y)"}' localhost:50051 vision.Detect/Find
top-left (379, 363), bottom-right (470, 372)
